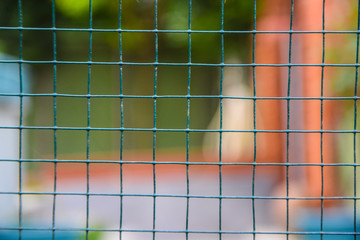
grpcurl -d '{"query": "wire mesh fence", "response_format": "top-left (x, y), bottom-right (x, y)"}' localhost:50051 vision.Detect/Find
top-left (0, 0), bottom-right (359, 239)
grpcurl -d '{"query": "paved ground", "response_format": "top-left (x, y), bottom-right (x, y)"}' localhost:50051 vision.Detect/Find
top-left (4, 164), bottom-right (298, 240)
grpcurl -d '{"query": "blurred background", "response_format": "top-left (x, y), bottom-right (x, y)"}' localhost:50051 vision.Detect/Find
top-left (1, 0), bottom-right (360, 239)
top-left (0, 0), bottom-right (254, 159)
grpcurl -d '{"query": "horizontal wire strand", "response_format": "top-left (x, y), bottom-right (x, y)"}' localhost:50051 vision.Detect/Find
top-left (1, 26), bottom-right (360, 34)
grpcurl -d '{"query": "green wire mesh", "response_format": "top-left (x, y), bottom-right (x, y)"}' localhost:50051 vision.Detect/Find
top-left (0, 0), bottom-right (359, 240)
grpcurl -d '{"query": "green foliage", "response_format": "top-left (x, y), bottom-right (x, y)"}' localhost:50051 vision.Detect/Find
top-left (324, 0), bottom-right (360, 200)
top-left (56, 0), bottom-right (104, 19)
top-left (327, 2), bottom-right (358, 96)
top-left (77, 229), bottom-right (103, 240)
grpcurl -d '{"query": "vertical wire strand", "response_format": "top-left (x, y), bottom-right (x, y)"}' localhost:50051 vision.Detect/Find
top-left (286, 1), bottom-right (295, 240)
top-left (320, 1), bottom-right (326, 239)
top-left (185, 0), bottom-right (192, 239)
top-left (219, 0), bottom-right (225, 239)
top-left (354, 0), bottom-right (360, 238)
top-left (17, 1), bottom-right (23, 239)
top-left (51, 0), bottom-right (57, 239)
top-left (251, 1), bottom-right (257, 239)
top-left (152, 1), bottom-right (158, 239)
top-left (86, 1), bottom-right (93, 239)
top-left (118, 0), bottom-right (124, 239)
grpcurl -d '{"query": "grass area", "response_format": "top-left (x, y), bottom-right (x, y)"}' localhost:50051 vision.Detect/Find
top-left (26, 58), bottom-right (218, 159)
